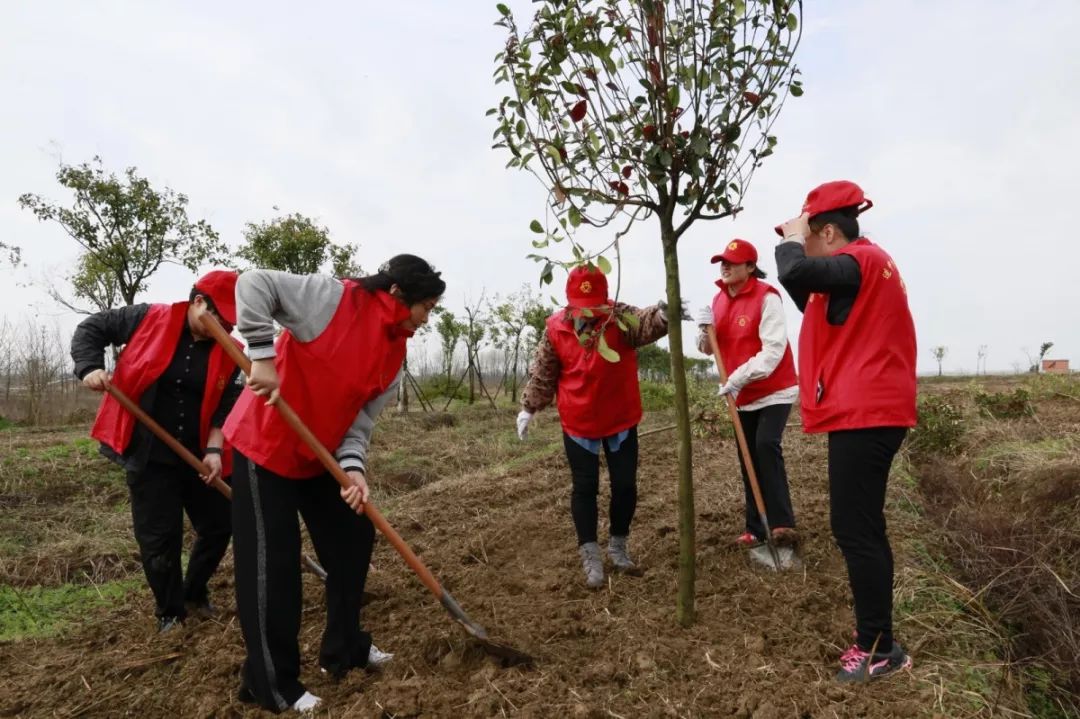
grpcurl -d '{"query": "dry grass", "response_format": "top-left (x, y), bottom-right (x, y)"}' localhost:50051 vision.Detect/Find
top-left (914, 377), bottom-right (1080, 718)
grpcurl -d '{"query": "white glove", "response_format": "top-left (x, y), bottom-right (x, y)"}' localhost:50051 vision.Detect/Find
top-left (717, 383), bottom-right (738, 401)
top-left (516, 410), bottom-right (534, 440)
top-left (696, 306), bottom-right (713, 327)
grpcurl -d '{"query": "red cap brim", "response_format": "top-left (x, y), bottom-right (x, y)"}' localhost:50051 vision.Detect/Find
top-left (774, 224), bottom-right (784, 237)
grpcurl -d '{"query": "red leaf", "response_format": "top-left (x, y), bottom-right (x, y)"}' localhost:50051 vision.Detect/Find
top-left (609, 180), bottom-right (629, 195)
top-left (584, 68), bottom-right (598, 81)
top-left (743, 91), bottom-right (762, 105)
top-left (621, 165), bottom-right (632, 179)
top-left (680, 130), bottom-right (690, 139)
top-left (643, 124), bottom-right (657, 141)
top-left (569, 100), bottom-right (587, 122)
top-left (558, 147), bottom-right (568, 161)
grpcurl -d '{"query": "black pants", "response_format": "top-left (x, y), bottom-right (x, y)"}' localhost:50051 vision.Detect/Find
top-left (828, 427), bottom-right (907, 654)
top-left (127, 461), bottom-right (232, 620)
top-left (735, 403), bottom-right (796, 538)
top-left (232, 451), bottom-right (376, 712)
top-left (563, 427), bottom-right (638, 546)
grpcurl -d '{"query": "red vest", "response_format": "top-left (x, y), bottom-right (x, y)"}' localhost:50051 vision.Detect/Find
top-left (90, 302), bottom-right (241, 475)
top-left (710, 277), bottom-right (798, 408)
top-left (546, 311), bottom-right (642, 438)
top-left (798, 238), bottom-right (917, 433)
top-left (224, 284), bottom-right (410, 479)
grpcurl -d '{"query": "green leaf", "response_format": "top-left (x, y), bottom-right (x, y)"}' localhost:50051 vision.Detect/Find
top-left (597, 334), bottom-right (620, 363)
top-left (690, 135), bottom-right (709, 156)
top-left (620, 311), bottom-right (640, 330)
top-left (529, 219), bottom-right (544, 233)
top-left (581, 308), bottom-right (594, 318)
top-left (790, 83), bottom-right (803, 97)
top-left (734, 0), bottom-right (746, 18)
top-left (596, 255), bottom-right (612, 274)
top-left (545, 145), bottom-right (563, 165)
top-left (667, 85), bottom-right (680, 108)
top-left (497, 3), bottom-right (510, 17)
top-left (568, 205), bottom-right (582, 228)
top-left (787, 12), bottom-right (798, 32)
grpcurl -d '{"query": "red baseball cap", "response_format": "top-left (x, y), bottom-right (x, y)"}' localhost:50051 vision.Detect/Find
top-left (710, 238), bottom-right (758, 265)
top-left (193, 270), bottom-right (238, 326)
top-left (774, 180), bottom-right (873, 235)
top-left (565, 265), bottom-right (611, 313)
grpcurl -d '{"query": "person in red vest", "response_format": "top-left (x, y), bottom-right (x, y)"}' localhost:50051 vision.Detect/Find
top-left (774, 180), bottom-right (917, 682)
top-left (695, 239), bottom-right (799, 548)
top-left (224, 255), bottom-right (444, 714)
top-left (70, 270), bottom-right (243, 633)
top-left (518, 265), bottom-right (672, 589)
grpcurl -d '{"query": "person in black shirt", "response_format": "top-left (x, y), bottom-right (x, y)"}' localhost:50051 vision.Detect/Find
top-left (71, 271), bottom-right (243, 633)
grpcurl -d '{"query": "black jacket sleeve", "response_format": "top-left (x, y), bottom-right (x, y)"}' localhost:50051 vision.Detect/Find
top-left (775, 242), bottom-right (862, 324)
top-left (70, 304), bottom-right (152, 379)
top-left (210, 366), bottom-right (244, 428)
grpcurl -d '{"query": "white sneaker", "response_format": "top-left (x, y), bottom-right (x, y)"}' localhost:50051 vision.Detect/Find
top-left (291, 691), bottom-right (321, 713)
top-left (368, 643), bottom-right (394, 669)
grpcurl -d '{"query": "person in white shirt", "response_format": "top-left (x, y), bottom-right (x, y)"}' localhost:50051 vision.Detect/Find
top-left (697, 239), bottom-right (800, 548)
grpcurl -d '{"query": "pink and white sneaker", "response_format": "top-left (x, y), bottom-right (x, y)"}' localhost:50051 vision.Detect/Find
top-left (835, 642), bottom-right (912, 683)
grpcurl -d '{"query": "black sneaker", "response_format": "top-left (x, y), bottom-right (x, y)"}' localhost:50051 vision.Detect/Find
top-left (835, 642), bottom-right (912, 683)
top-left (157, 616), bottom-right (183, 634)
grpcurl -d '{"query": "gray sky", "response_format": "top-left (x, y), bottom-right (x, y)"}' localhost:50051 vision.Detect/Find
top-left (2, 0), bottom-right (1078, 375)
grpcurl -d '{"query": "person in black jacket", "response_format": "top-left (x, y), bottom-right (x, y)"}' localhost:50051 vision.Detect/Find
top-left (71, 271), bottom-right (243, 633)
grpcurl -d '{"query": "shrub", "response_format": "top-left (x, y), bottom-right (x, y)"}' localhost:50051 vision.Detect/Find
top-left (910, 394), bottom-right (966, 456)
top-left (974, 388), bottom-right (1035, 419)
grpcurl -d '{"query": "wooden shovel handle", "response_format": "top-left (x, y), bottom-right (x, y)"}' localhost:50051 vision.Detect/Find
top-left (103, 384), bottom-right (232, 500)
top-left (196, 309), bottom-right (444, 599)
top-left (706, 325), bottom-right (771, 525)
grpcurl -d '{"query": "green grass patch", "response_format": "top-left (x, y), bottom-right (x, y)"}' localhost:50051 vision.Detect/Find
top-left (0, 579), bottom-right (140, 641)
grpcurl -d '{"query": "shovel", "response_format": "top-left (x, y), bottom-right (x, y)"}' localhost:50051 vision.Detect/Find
top-left (198, 311), bottom-right (533, 667)
top-left (706, 326), bottom-right (797, 572)
top-left (102, 382), bottom-right (330, 580)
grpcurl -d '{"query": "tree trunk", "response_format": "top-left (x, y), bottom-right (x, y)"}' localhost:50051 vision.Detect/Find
top-left (662, 221), bottom-right (695, 627)
top-left (468, 354), bottom-right (476, 404)
top-left (398, 358), bottom-right (410, 413)
top-left (510, 338), bottom-right (521, 403)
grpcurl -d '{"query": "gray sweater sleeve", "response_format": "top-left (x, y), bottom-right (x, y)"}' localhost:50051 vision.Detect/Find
top-left (234, 270), bottom-right (346, 359)
top-left (335, 369), bottom-right (403, 473)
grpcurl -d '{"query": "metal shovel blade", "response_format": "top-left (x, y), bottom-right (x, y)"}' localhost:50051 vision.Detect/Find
top-left (441, 591), bottom-right (535, 667)
top-left (748, 544), bottom-right (801, 571)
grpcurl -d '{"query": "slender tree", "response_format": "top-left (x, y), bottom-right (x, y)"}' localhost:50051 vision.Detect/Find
top-left (492, 0), bottom-right (803, 624)
top-left (19, 156), bottom-right (228, 306)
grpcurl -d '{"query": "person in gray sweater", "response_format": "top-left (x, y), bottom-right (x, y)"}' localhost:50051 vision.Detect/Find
top-left (223, 256), bottom-right (445, 714)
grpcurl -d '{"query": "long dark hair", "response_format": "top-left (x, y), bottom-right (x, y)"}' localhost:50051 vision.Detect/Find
top-left (809, 205), bottom-right (861, 239)
top-left (352, 254), bottom-right (445, 304)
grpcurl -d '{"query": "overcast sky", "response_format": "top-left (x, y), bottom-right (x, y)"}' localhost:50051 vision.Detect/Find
top-left (2, 1), bottom-right (1077, 375)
